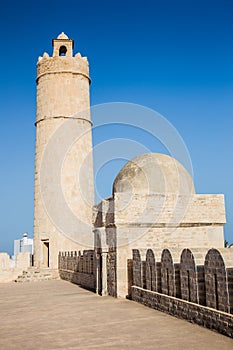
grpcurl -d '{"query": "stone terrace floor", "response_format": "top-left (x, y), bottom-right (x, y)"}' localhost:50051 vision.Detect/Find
top-left (0, 280), bottom-right (232, 350)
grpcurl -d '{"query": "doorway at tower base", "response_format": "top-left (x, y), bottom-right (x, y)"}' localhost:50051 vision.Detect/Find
top-left (42, 240), bottom-right (49, 267)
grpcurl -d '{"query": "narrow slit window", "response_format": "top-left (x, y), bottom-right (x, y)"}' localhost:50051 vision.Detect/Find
top-left (187, 270), bottom-right (191, 301)
top-left (214, 273), bottom-right (219, 310)
top-left (150, 265), bottom-right (153, 290)
top-left (167, 268), bottom-right (170, 295)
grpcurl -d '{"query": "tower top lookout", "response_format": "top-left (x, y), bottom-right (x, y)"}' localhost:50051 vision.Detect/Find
top-left (52, 32), bottom-right (74, 57)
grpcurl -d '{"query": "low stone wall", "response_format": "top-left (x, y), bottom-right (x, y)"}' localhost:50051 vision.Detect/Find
top-left (132, 248), bottom-right (233, 314)
top-left (58, 250), bottom-right (96, 292)
top-left (59, 270), bottom-right (96, 291)
top-left (0, 252), bottom-right (31, 283)
top-left (131, 286), bottom-right (233, 338)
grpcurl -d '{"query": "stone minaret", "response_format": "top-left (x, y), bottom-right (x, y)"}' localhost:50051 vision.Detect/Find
top-left (34, 33), bottom-right (94, 268)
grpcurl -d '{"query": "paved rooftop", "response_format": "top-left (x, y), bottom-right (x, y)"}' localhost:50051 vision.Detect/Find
top-left (0, 280), bottom-right (232, 349)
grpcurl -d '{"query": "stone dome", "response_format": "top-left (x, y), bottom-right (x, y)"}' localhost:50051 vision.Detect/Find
top-left (57, 32), bottom-right (69, 39)
top-left (113, 153), bottom-right (195, 195)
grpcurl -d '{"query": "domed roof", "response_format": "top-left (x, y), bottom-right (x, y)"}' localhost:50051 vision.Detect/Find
top-left (57, 32), bottom-right (69, 39)
top-left (113, 153), bottom-right (195, 195)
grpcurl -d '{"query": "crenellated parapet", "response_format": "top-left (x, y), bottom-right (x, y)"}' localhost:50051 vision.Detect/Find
top-left (131, 247), bottom-right (233, 314)
top-left (58, 250), bottom-right (96, 291)
top-left (130, 247), bottom-right (233, 337)
top-left (36, 53), bottom-right (90, 83)
top-left (36, 32), bottom-right (90, 83)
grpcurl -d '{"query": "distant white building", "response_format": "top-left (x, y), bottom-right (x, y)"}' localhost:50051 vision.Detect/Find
top-left (14, 233), bottom-right (33, 261)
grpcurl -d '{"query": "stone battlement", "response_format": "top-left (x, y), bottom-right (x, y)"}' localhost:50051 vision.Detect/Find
top-left (37, 54), bottom-right (90, 82)
top-left (58, 250), bottom-right (96, 292)
top-left (131, 247), bottom-right (233, 314)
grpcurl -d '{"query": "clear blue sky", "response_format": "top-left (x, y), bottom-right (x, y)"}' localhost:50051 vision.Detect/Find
top-left (0, 0), bottom-right (232, 254)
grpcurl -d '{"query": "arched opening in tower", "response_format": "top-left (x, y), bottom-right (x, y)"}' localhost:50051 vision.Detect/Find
top-left (59, 45), bottom-right (67, 56)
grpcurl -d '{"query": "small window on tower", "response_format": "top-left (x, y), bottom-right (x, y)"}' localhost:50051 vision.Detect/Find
top-left (59, 45), bottom-right (67, 56)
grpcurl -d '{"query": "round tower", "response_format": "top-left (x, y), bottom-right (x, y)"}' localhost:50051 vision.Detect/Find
top-left (34, 32), bottom-right (94, 268)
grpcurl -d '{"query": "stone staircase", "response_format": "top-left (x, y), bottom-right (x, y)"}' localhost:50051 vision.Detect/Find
top-left (15, 267), bottom-right (60, 283)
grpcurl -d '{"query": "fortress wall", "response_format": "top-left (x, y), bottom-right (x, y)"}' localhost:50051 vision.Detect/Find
top-left (131, 248), bottom-right (233, 314)
top-left (0, 253), bottom-right (11, 270)
top-left (131, 286), bottom-right (233, 338)
top-left (112, 223), bottom-right (224, 298)
top-left (130, 247), bottom-right (233, 337)
top-left (16, 252), bottom-right (31, 270)
top-left (58, 250), bottom-right (96, 291)
top-left (97, 192), bottom-right (226, 298)
top-left (93, 194), bottom-right (224, 298)
top-left (180, 248), bottom-right (206, 305)
top-left (204, 249), bottom-right (233, 313)
top-left (0, 252), bottom-right (31, 283)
